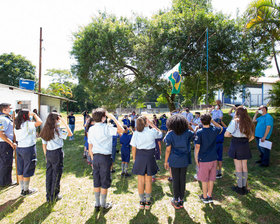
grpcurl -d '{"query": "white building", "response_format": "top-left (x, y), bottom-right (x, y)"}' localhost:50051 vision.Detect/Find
top-left (216, 77), bottom-right (280, 107)
top-left (0, 83), bottom-right (75, 123)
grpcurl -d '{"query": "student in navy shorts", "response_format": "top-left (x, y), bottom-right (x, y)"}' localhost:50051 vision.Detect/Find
top-left (130, 116), bottom-right (162, 210)
top-left (40, 113), bottom-right (72, 202)
top-left (88, 109), bottom-right (124, 211)
top-left (120, 125), bottom-right (132, 177)
top-left (195, 114), bottom-right (222, 203)
top-left (164, 114), bottom-right (194, 209)
top-left (159, 114), bottom-right (168, 133)
top-left (225, 106), bottom-right (255, 195)
top-left (214, 119), bottom-right (227, 179)
top-left (14, 110), bottom-right (42, 196)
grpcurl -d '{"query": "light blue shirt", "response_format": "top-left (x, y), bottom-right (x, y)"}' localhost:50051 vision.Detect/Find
top-left (191, 117), bottom-right (201, 130)
top-left (0, 114), bottom-right (14, 142)
top-left (226, 119), bottom-right (247, 138)
top-left (88, 123), bottom-right (117, 155)
top-left (42, 128), bottom-right (68, 150)
top-left (181, 112), bottom-right (193, 123)
top-left (211, 110), bottom-right (223, 120)
top-left (130, 127), bottom-right (162, 150)
top-left (255, 114), bottom-right (274, 139)
top-left (14, 121), bottom-right (36, 147)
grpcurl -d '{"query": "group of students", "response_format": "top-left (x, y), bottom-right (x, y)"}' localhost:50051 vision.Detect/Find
top-left (0, 103), bottom-right (72, 203)
top-left (0, 102), bottom-right (273, 211)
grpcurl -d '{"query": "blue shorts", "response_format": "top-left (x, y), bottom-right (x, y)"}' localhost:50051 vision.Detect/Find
top-left (16, 145), bottom-right (37, 177)
top-left (121, 148), bottom-right (130, 163)
top-left (216, 143), bottom-right (223, 161)
top-left (92, 154), bottom-right (112, 189)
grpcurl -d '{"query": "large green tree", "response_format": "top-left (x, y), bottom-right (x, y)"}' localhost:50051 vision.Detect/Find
top-left (71, 0), bottom-right (270, 111)
top-left (0, 53), bottom-right (36, 87)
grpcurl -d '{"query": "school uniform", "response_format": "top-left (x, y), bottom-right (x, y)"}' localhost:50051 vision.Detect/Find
top-left (191, 117), bottom-right (201, 130)
top-left (130, 115), bottom-right (137, 128)
top-left (130, 127), bottom-right (162, 176)
top-left (14, 121), bottom-right (37, 178)
top-left (154, 138), bottom-right (162, 160)
top-left (112, 135), bottom-right (118, 163)
top-left (211, 110), bottom-right (223, 120)
top-left (196, 127), bottom-right (221, 182)
top-left (160, 117), bottom-right (167, 131)
top-left (88, 123), bottom-right (117, 189)
top-left (165, 130), bottom-right (194, 201)
top-left (67, 115), bottom-right (75, 140)
top-left (120, 132), bottom-right (132, 163)
top-left (122, 118), bottom-right (131, 127)
top-left (0, 113), bottom-right (14, 186)
top-left (227, 120), bottom-right (251, 160)
top-left (42, 128), bottom-right (68, 202)
top-left (216, 127), bottom-right (227, 161)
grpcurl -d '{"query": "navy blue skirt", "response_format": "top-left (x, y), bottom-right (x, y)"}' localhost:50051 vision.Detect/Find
top-left (132, 149), bottom-right (158, 176)
top-left (228, 137), bottom-right (252, 160)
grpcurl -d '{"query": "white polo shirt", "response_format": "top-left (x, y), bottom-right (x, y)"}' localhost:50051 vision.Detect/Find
top-left (130, 127), bottom-right (162, 150)
top-left (88, 123), bottom-right (117, 155)
top-left (42, 128), bottom-right (68, 150)
top-left (14, 121), bottom-right (36, 148)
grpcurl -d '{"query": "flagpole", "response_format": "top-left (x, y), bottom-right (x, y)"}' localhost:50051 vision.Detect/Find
top-left (206, 28), bottom-right (209, 109)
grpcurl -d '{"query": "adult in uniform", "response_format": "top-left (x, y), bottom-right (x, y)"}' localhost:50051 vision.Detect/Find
top-left (0, 103), bottom-right (17, 187)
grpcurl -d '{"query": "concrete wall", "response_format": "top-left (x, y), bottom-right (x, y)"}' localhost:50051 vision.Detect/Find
top-left (40, 96), bottom-right (61, 113)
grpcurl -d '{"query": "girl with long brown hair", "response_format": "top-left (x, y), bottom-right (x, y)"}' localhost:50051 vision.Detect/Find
top-left (40, 112), bottom-right (72, 202)
top-left (225, 106), bottom-right (255, 195)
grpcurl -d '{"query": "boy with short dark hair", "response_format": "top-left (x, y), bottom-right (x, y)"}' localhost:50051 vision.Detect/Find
top-left (195, 114), bottom-right (222, 203)
top-left (88, 108), bottom-right (124, 211)
top-left (122, 115), bottom-right (131, 127)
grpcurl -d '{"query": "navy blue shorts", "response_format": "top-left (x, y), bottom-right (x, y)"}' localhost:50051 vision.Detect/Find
top-left (16, 145), bottom-right (37, 178)
top-left (121, 148), bottom-right (130, 163)
top-left (132, 149), bottom-right (158, 176)
top-left (229, 137), bottom-right (251, 160)
top-left (216, 143), bottom-right (223, 161)
top-left (92, 154), bottom-right (112, 189)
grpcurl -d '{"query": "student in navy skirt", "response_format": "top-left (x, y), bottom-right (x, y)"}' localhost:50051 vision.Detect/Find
top-left (130, 116), bottom-right (162, 210)
top-left (164, 114), bottom-right (194, 209)
top-left (14, 110), bottom-right (42, 196)
top-left (225, 106), bottom-right (255, 195)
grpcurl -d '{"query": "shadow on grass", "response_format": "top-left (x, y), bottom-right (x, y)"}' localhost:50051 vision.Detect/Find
top-left (85, 210), bottom-right (108, 224)
top-left (168, 207), bottom-right (199, 224)
top-left (129, 209), bottom-right (159, 224)
top-left (113, 177), bottom-right (133, 194)
top-left (16, 202), bottom-right (56, 224)
top-left (0, 197), bottom-right (24, 221)
top-left (152, 180), bottom-right (165, 202)
top-left (203, 204), bottom-right (235, 224)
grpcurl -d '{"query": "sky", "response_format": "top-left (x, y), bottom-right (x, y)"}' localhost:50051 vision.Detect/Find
top-left (0, 0), bottom-right (273, 88)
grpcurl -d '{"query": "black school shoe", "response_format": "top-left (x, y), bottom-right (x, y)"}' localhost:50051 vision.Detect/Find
top-left (23, 188), bottom-right (37, 197)
top-left (124, 172), bottom-right (131, 177)
top-left (199, 195), bottom-right (209, 204)
top-left (20, 190), bottom-right (25, 197)
top-left (101, 202), bottom-right (113, 211)
top-left (231, 186), bottom-right (245, 195)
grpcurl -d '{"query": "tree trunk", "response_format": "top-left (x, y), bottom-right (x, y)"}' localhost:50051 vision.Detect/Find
top-left (165, 93), bottom-right (176, 111)
top-left (272, 39), bottom-right (280, 77)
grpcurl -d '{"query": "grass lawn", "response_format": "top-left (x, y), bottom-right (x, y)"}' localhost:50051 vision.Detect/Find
top-left (0, 112), bottom-right (280, 224)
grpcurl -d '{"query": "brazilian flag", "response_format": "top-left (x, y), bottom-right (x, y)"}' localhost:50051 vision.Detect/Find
top-left (168, 62), bottom-right (182, 94)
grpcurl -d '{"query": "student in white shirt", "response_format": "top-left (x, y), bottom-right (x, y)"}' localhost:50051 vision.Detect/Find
top-left (14, 110), bottom-right (42, 196)
top-left (88, 108), bottom-right (124, 211)
top-left (191, 112), bottom-right (201, 130)
top-left (210, 105), bottom-right (223, 120)
top-left (40, 113), bottom-right (72, 203)
top-left (130, 116), bottom-right (162, 210)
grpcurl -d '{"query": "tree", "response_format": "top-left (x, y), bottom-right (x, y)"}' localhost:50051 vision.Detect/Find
top-left (246, 0), bottom-right (280, 76)
top-left (0, 53), bottom-right (36, 87)
top-left (269, 81), bottom-right (280, 108)
top-left (71, 0), bottom-right (270, 111)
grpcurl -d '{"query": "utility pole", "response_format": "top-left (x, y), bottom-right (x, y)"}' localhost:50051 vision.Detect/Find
top-left (38, 27), bottom-right (43, 115)
top-left (206, 28), bottom-right (209, 109)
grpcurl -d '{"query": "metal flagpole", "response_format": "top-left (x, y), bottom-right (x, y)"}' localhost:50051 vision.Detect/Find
top-left (206, 28), bottom-right (209, 110)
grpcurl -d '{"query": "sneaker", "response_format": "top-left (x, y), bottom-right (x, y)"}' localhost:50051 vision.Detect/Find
top-left (152, 178), bottom-right (156, 182)
top-left (207, 196), bottom-right (213, 203)
top-left (231, 186), bottom-right (245, 195)
top-left (168, 177), bottom-right (173, 182)
top-left (124, 173), bottom-right (131, 177)
top-left (20, 190), bottom-right (25, 196)
top-left (55, 194), bottom-right (63, 201)
top-left (216, 174), bottom-right (222, 179)
top-left (242, 187), bottom-right (250, 195)
top-left (179, 200), bottom-right (184, 208)
top-left (95, 205), bottom-right (100, 212)
top-left (24, 188), bottom-right (37, 196)
top-left (145, 201), bottom-right (152, 210)
top-left (194, 174), bottom-right (198, 180)
top-left (199, 194), bottom-right (209, 204)
top-left (139, 201), bottom-right (145, 210)
top-left (101, 202), bottom-right (113, 211)
top-left (121, 172), bottom-right (125, 176)
top-left (171, 199), bottom-right (181, 209)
